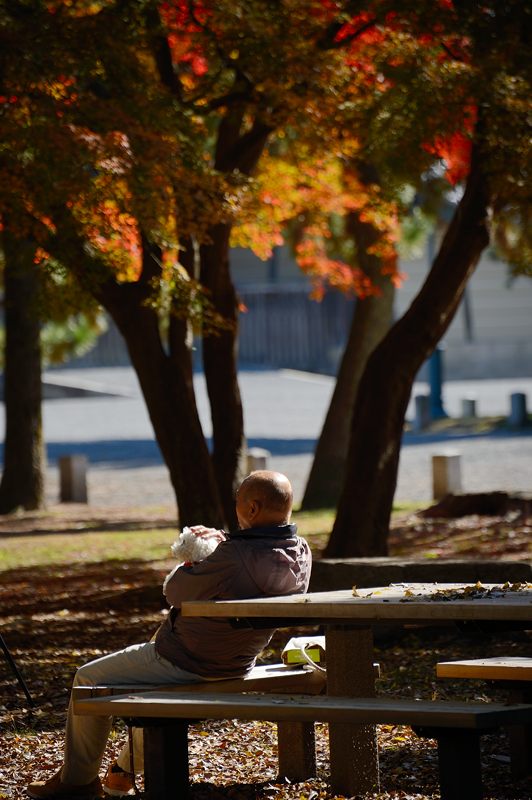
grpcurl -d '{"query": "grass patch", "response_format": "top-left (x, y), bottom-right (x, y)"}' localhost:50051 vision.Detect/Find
top-left (292, 504), bottom-right (426, 554)
top-left (0, 516), bottom-right (333, 572)
top-left (292, 508), bottom-right (334, 553)
top-left (0, 504), bottom-right (429, 572)
top-left (0, 528), bottom-right (176, 572)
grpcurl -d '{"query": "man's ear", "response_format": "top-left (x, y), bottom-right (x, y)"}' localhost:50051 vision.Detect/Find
top-left (248, 499), bottom-right (261, 520)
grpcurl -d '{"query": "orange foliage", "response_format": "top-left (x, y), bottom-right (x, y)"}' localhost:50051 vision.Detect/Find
top-left (426, 131), bottom-right (472, 185)
top-left (334, 11), bottom-right (383, 46)
top-left (161, 1), bottom-right (210, 79)
top-left (74, 196), bottom-right (143, 280)
top-left (296, 233), bottom-right (379, 301)
top-left (424, 106), bottom-right (476, 185)
top-left (233, 144), bottom-right (401, 299)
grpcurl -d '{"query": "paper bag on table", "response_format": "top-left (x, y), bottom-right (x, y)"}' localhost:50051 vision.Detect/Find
top-left (281, 635), bottom-right (326, 667)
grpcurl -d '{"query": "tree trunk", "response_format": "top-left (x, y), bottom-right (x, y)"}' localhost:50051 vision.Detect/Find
top-left (199, 114), bottom-right (273, 528)
top-left (302, 279), bottom-right (394, 510)
top-left (146, 34), bottom-right (272, 524)
top-left (107, 288), bottom-right (224, 527)
top-left (47, 219), bottom-right (225, 527)
top-left (301, 165), bottom-right (395, 510)
top-left (0, 228), bottom-right (44, 513)
top-left (200, 222), bottom-right (243, 530)
top-left (325, 152), bottom-right (490, 557)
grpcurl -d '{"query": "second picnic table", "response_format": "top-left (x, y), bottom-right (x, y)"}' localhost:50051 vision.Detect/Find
top-left (181, 581), bottom-right (532, 796)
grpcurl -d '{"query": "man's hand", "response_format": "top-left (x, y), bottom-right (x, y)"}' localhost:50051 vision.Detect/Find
top-left (170, 526), bottom-right (226, 567)
top-left (187, 525), bottom-right (227, 544)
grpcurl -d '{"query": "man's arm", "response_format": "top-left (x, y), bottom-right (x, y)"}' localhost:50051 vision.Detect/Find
top-left (163, 541), bottom-right (234, 607)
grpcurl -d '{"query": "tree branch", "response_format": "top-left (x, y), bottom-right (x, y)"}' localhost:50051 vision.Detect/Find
top-left (143, 3), bottom-right (185, 102)
top-left (215, 117), bottom-right (273, 175)
top-left (139, 232), bottom-right (163, 287)
top-left (318, 2), bottom-right (378, 51)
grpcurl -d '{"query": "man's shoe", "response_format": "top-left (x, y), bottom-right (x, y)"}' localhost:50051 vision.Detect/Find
top-left (102, 763), bottom-right (135, 797)
top-left (27, 770), bottom-right (104, 799)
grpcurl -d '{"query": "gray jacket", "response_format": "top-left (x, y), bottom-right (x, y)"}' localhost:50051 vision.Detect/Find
top-left (155, 524), bottom-right (312, 677)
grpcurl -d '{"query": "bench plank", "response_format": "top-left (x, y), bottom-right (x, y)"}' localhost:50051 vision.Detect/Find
top-left (74, 692), bottom-right (532, 800)
top-left (437, 657), bottom-right (532, 682)
top-left (72, 663), bottom-right (327, 701)
top-left (437, 656), bottom-right (532, 779)
top-left (74, 691), bottom-right (532, 729)
top-left (72, 664), bottom-right (327, 783)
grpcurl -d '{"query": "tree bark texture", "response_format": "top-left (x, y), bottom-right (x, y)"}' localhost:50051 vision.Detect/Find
top-left (302, 165), bottom-right (395, 510)
top-left (0, 229), bottom-right (44, 513)
top-left (325, 153), bottom-right (490, 557)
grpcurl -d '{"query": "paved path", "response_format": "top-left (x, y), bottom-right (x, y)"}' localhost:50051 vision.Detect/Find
top-left (2, 367), bottom-right (531, 511)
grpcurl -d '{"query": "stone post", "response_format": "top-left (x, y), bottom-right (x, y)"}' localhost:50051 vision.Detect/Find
top-left (246, 447), bottom-right (271, 473)
top-left (432, 452), bottom-right (462, 501)
top-left (509, 393), bottom-right (528, 428)
top-left (59, 455), bottom-right (88, 503)
top-left (461, 397), bottom-right (477, 418)
top-left (413, 394), bottom-right (431, 432)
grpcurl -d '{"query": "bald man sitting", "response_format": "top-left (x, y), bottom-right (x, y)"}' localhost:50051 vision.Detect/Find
top-left (28, 471), bottom-right (312, 800)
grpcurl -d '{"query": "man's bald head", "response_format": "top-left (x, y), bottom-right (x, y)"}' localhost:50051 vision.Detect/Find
top-left (236, 470), bottom-right (293, 529)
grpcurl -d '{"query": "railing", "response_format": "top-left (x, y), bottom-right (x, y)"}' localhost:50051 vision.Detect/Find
top-left (67, 285), bottom-right (355, 375)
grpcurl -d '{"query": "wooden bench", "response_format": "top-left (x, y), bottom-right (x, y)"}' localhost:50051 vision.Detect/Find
top-left (437, 656), bottom-right (532, 778)
top-left (73, 689), bottom-right (532, 800)
top-left (73, 663), bottom-right (327, 781)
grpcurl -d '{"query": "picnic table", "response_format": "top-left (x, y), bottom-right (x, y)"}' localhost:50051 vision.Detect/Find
top-left (181, 581), bottom-right (532, 795)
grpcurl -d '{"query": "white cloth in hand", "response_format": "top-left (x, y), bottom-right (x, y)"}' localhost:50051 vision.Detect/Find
top-left (170, 526), bottom-right (221, 563)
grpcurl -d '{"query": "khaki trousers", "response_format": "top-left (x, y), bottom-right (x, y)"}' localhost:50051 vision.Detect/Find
top-left (61, 641), bottom-right (206, 784)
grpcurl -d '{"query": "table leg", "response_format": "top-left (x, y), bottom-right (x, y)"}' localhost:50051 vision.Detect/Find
top-left (507, 686), bottom-right (532, 778)
top-left (326, 624), bottom-right (379, 795)
top-left (277, 721), bottom-right (316, 779)
top-left (143, 722), bottom-right (190, 800)
top-left (436, 730), bottom-right (482, 800)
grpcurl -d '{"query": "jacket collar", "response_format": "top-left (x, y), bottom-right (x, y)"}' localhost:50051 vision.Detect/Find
top-left (228, 523), bottom-right (297, 541)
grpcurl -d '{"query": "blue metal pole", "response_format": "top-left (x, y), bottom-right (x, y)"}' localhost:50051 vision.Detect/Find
top-left (429, 346), bottom-right (447, 419)
top-left (427, 230), bottom-right (447, 419)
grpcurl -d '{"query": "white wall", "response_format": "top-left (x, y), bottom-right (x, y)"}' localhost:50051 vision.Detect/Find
top-left (229, 243), bottom-right (532, 379)
top-left (395, 253), bottom-right (532, 378)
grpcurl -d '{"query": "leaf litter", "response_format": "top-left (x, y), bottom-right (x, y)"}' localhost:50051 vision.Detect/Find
top-left (1, 507), bottom-right (531, 799)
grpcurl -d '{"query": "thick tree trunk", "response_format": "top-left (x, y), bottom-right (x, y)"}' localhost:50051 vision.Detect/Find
top-left (0, 229), bottom-right (44, 513)
top-left (48, 219), bottom-right (224, 527)
top-left (113, 304), bottom-right (225, 527)
top-left (107, 287), bottom-right (224, 527)
top-left (325, 153), bottom-right (490, 557)
top-left (302, 279), bottom-right (394, 510)
top-left (199, 114), bottom-right (273, 527)
top-left (302, 165), bottom-right (395, 510)
top-left (200, 223), bottom-right (243, 530)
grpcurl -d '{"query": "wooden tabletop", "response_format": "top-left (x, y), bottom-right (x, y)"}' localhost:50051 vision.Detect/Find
top-left (181, 583), bottom-right (532, 624)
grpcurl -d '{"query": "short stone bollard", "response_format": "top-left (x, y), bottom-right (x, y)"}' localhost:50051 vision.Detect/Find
top-left (59, 455), bottom-right (88, 503)
top-left (413, 394), bottom-right (431, 432)
top-left (461, 397), bottom-right (477, 419)
top-left (246, 447), bottom-right (271, 472)
top-left (508, 392), bottom-right (528, 428)
top-left (432, 451), bottom-right (462, 501)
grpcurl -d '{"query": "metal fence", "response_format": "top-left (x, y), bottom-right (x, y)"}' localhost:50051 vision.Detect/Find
top-left (69, 285), bottom-right (355, 375)
top-left (238, 285), bottom-right (354, 374)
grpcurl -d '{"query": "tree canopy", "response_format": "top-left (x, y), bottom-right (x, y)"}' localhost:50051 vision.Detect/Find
top-left (0, 0), bottom-right (529, 531)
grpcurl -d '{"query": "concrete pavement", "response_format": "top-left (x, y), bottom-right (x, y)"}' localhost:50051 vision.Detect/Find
top-left (1, 366), bottom-right (531, 510)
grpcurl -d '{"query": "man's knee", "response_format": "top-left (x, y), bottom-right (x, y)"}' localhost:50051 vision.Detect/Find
top-left (73, 659), bottom-right (106, 687)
